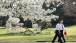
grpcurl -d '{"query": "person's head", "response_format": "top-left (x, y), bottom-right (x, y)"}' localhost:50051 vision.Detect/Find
top-left (27, 18), bottom-right (29, 20)
top-left (58, 20), bottom-right (63, 24)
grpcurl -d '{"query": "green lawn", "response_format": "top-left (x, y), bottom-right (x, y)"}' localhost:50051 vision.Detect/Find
top-left (0, 25), bottom-right (76, 42)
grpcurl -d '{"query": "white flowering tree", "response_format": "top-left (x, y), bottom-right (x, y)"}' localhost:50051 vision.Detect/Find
top-left (0, 0), bottom-right (66, 33)
top-left (0, 0), bottom-right (65, 28)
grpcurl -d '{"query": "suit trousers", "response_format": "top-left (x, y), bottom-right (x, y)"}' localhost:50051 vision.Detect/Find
top-left (58, 30), bottom-right (66, 42)
top-left (52, 30), bottom-right (63, 43)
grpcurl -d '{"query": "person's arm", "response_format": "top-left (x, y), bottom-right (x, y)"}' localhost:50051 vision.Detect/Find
top-left (63, 24), bottom-right (66, 31)
top-left (55, 24), bottom-right (59, 33)
top-left (63, 24), bottom-right (67, 35)
top-left (56, 24), bottom-right (60, 30)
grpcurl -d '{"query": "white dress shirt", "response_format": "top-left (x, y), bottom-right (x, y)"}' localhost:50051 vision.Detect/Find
top-left (56, 23), bottom-right (65, 30)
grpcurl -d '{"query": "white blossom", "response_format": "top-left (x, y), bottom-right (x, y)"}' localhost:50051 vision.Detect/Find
top-left (72, 2), bottom-right (76, 5)
top-left (0, 0), bottom-right (62, 23)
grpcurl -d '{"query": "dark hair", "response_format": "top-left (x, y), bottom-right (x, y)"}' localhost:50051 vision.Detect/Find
top-left (58, 20), bottom-right (63, 23)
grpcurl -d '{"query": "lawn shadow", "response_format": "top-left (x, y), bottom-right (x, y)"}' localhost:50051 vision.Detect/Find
top-left (0, 27), bottom-right (5, 29)
top-left (0, 30), bottom-right (36, 36)
top-left (36, 41), bottom-right (47, 42)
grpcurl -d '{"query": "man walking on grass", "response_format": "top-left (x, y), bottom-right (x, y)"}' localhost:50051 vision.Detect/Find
top-left (52, 20), bottom-right (66, 43)
top-left (58, 20), bottom-right (66, 43)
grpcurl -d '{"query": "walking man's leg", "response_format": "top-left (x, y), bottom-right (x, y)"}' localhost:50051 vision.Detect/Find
top-left (58, 35), bottom-right (63, 43)
top-left (57, 31), bottom-right (63, 43)
top-left (52, 34), bottom-right (57, 43)
top-left (61, 30), bottom-right (66, 42)
top-left (52, 30), bottom-right (59, 43)
top-left (61, 34), bottom-right (66, 42)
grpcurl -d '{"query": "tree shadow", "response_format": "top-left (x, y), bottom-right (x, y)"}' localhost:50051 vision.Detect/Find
top-left (0, 27), bottom-right (5, 29)
top-left (36, 41), bottom-right (47, 42)
top-left (0, 30), bottom-right (36, 36)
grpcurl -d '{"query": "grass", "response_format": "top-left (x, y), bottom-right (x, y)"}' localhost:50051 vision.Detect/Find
top-left (0, 25), bottom-right (76, 42)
